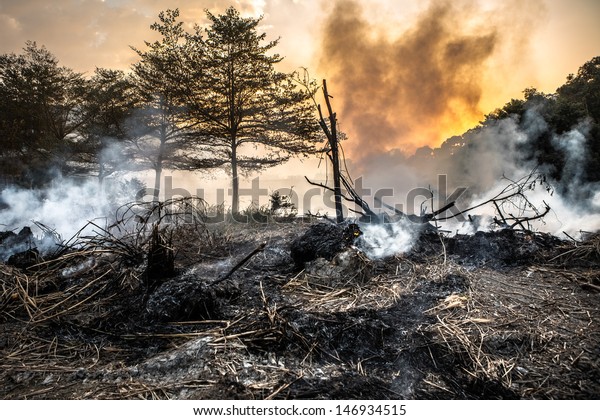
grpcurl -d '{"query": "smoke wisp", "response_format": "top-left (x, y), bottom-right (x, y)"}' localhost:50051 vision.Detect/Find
top-left (0, 176), bottom-right (142, 260)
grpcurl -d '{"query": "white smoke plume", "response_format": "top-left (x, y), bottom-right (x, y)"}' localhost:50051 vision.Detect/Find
top-left (360, 220), bottom-right (416, 259)
top-left (0, 175), bottom-right (143, 259)
top-left (551, 119), bottom-right (591, 190)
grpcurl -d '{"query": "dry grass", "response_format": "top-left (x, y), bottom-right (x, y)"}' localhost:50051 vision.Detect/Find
top-left (421, 262), bottom-right (600, 398)
top-left (551, 233), bottom-right (600, 263)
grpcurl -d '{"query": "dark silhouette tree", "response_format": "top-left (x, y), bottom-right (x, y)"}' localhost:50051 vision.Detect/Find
top-left (556, 57), bottom-right (600, 181)
top-left (74, 68), bottom-right (139, 183)
top-left (0, 42), bottom-right (88, 186)
top-left (557, 56), bottom-right (600, 122)
top-left (179, 7), bottom-right (320, 214)
top-left (130, 9), bottom-right (223, 201)
top-left (431, 56), bottom-right (600, 192)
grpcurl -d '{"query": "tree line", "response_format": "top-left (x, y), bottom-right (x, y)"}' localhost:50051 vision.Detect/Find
top-left (0, 7), bottom-right (320, 213)
top-left (2, 4), bottom-right (599, 213)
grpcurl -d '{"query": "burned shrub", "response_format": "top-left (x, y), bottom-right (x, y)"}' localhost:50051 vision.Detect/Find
top-left (0, 227), bottom-right (35, 264)
top-left (446, 230), bottom-right (564, 266)
top-left (145, 224), bottom-right (175, 291)
top-left (7, 248), bottom-right (40, 269)
top-left (420, 273), bottom-right (470, 299)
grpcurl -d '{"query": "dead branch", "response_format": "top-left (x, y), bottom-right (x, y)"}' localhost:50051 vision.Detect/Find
top-left (320, 80), bottom-right (343, 222)
top-left (434, 169), bottom-right (552, 231)
top-left (304, 176), bottom-right (354, 202)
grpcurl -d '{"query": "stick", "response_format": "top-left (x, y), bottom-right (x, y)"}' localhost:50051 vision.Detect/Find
top-left (211, 243), bottom-right (266, 286)
top-left (562, 231), bottom-right (578, 243)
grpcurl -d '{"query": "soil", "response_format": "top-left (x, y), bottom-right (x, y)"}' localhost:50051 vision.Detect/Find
top-left (1, 219), bottom-right (599, 400)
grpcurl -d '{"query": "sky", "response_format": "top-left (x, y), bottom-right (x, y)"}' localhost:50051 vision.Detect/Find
top-left (1, 0), bottom-right (599, 159)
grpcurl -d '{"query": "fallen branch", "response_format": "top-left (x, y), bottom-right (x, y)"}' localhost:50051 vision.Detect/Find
top-left (434, 169), bottom-right (552, 231)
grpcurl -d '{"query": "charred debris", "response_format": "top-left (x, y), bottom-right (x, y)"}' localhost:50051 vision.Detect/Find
top-left (1, 185), bottom-right (599, 400)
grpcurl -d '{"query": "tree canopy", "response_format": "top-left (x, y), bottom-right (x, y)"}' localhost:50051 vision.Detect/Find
top-left (127, 7), bottom-right (320, 206)
top-left (0, 42), bottom-right (88, 186)
top-left (130, 8), bottom-right (225, 200)
top-left (0, 7), bottom-right (320, 205)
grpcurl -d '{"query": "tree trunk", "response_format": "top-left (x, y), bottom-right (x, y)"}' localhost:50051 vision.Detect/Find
top-left (330, 116), bottom-right (343, 223)
top-left (321, 80), bottom-right (343, 223)
top-left (153, 123), bottom-right (167, 202)
top-left (153, 165), bottom-right (162, 202)
top-left (231, 140), bottom-right (239, 214)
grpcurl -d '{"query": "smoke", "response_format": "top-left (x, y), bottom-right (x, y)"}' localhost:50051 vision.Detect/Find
top-left (551, 119), bottom-right (590, 190)
top-left (360, 220), bottom-right (415, 259)
top-left (320, 0), bottom-right (501, 162)
top-left (439, 110), bottom-right (600, 232)
top-left (315, 0), bottom-right (600, 249)
top-left (0, 175), bottom-right (142, 260)
top-left (99, 139), bottom-right (130, 172)
top-left (353, 104), bottom-right (600, 257)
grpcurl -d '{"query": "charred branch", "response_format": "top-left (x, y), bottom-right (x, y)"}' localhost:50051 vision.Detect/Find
top-left (304, 175), bottom-right (380, 221)
top-left (211, 243), bottom-right (266, 286)
top-left (319, 80), bottom-right (343, 223)
top-left (504, 201), bottom-right (552, 230)
top-left (434, 169), bottom-right (553, 231)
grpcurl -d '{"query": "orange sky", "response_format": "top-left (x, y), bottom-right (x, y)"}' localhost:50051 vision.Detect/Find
top-left (315, 0), bottom-right (600, 158)
top-left (1, 0), bottom-right (599, 157)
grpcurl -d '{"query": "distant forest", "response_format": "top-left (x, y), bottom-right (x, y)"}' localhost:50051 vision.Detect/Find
top-left (1, 5), bottom-right (599, 205)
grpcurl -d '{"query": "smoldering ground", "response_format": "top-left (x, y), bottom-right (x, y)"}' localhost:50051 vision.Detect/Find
top-left (0, 175), bottom-right (144, 258)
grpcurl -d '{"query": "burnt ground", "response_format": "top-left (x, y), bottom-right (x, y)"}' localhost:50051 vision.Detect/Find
top-left (1, 219), bottom-right (599, 400)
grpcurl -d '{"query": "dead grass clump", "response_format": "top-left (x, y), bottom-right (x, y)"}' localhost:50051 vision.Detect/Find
top-left (0, 263), bottom-right (44, 321)
top-left (283, 270), bottom-right (406, 314)
top-left (551, 232), bottom-right (600, 266)
top-left (422, 265), bottom-right (600, 399)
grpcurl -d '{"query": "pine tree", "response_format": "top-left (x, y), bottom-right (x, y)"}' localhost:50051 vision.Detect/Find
top-left (184, 7), bottom-right (320, 214)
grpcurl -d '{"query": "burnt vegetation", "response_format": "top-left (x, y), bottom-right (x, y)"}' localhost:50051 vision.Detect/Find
top-left (1, 208), bottom-right (599, 399)
top-left (1, 6), bottom-right (600, 401)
